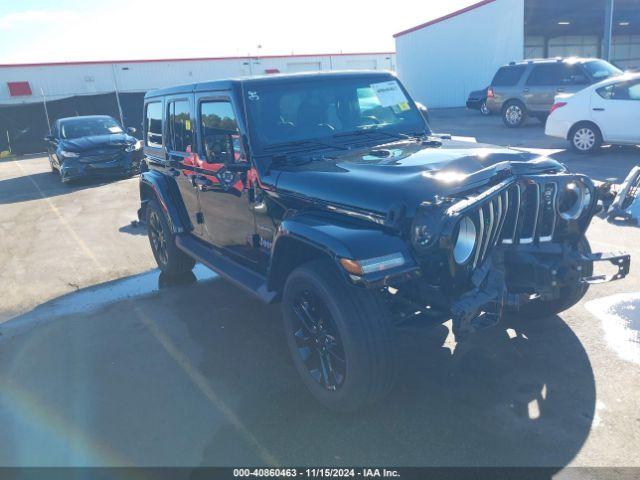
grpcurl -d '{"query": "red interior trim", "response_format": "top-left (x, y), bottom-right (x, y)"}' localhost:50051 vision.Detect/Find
top-left (393, 0), bottom-right (497, 38)
top-left (0, 51), bottom-right (395, 69)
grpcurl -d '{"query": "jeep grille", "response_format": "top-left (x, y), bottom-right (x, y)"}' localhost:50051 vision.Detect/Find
top-left (457, 180), bottom-right (559, 270)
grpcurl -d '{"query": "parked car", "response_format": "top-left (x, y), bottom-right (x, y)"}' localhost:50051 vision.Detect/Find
top-left (466, 87), bottom-right (491, 115)
top-left (546, 72), bottom-right (640, 153)
top-left (138, 71), bottom-right (629, 412)
top-left (486, 58), bottom-right (623, 128)
top-left (45, 115), bottom-right (142, 183)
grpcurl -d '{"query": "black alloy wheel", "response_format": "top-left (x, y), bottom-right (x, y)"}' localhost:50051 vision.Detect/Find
top-left (291, 288), bottom-right (346, 391)
top-left (148, 209), bottom-right (169, 267)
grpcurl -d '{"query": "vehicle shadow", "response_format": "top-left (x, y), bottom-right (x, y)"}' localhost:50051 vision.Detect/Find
top-left (0, 170), bottom-right (132, 205)
top-left (0, 273), bottom-right (595, 471)
top-left (176, 283), bottom-right (595, 469)
top-left (118, 220), bottom-right (146, 236)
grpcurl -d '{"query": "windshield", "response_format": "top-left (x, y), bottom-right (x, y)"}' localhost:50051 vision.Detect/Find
top-left (583, 60), bottom-right (623, 80)
top-left (61, 117), bottom-right (123, 139)
top-left (243, 76), bottom-right (427, 154)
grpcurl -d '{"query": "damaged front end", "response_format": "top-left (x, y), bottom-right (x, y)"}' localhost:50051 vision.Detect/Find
top-left (404, 169), bottom-right (630, 338)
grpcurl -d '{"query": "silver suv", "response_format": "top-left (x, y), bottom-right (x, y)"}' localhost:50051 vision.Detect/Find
top-left (486, 58), bottom-right (622, 128)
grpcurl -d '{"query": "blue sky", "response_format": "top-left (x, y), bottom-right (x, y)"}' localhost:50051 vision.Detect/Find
top-left (0, 0), bottom-right (473, 63)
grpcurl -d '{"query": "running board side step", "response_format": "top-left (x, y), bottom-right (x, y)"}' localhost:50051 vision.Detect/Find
top-left (175, 234), bottom-right (277, 304)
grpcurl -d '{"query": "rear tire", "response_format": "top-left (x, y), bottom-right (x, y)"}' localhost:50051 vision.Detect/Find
top-left (513, 237), bottom-right (592, 319)
top-left (282, 259), bottom-right (396, 412)
top-left (145, 199), bottom-right (195, 275)
top-left (480, 100), bottom-right (491, 116)
top-left (502, 100), bottom-right (527, 128)
top-left (569, 122), bottom-right (602, 154)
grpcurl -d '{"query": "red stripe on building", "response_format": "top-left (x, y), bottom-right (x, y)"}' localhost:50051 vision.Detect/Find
top-left (393, 0), bottom-right (497, 38)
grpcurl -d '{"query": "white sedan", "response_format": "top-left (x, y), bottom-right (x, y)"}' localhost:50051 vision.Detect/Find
top-left (545, 72), bottom-right (640, 153)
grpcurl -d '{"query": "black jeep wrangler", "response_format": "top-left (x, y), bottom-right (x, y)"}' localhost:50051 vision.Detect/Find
top-left (138, 71), bottom-right (630, 412)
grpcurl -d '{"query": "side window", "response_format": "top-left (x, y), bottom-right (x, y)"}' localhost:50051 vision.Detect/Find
top-left (145, 102), bottom-right (163, 148)
top-left (598, 81), bottom-right (640, 101)
top-left (199, 101), bottom-right (242, 164)
top-left (491, 66), bottom-right (526, 87)
top-left (526, 64), bottom-right (564, 86)
top-left (167, 100), bottom-right (193, 152)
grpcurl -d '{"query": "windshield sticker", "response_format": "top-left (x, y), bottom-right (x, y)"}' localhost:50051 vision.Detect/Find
top-left (248, 91), bottom-right (260, 101)
top-left (371, 81), bottom-right (409, 111)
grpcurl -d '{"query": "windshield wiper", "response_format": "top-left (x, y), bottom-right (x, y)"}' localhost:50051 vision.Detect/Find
top-left (261, 139), bottom-right (348, 153)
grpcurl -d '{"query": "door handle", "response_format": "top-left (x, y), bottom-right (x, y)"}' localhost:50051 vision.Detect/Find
top-left (523, 88), bottom-right (530, 93)
top-left (556, 88), bottom-right (565, 92)
top-left (593, 108), bottom-right (605, 112)
top-left (193, 175), bottom-right (213, 190)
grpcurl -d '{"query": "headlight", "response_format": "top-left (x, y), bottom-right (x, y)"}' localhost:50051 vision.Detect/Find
top-left (60, 150), bottom-right (80, 158)
top-left (453, 216), bottom-right (477, 264)
top-left (125, 140), bottom-right (142, 152)
top-left (557, 181), bottom-right (591, 220)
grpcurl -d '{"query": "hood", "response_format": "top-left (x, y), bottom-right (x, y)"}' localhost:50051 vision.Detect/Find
top-left (274, 139), bottom-right (565, 219)
top-left (60, 133), bottom-right (137, 152)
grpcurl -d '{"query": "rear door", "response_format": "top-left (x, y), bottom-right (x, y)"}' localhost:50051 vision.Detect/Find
top-left (592, 79), bottom-right (640, 143)
top-left (523, 63), bottom-right (586, 113)
top-left (164, 96), bottom-right (204, 238)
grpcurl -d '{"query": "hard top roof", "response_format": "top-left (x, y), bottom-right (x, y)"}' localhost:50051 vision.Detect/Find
top-left (504, 57), bottom-right (601, 67)
top-left (145, 70), bottom-right (396, 99)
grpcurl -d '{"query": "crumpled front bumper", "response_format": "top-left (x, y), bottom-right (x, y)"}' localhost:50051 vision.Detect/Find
top-left (450, 246), bottom-right (630, 338)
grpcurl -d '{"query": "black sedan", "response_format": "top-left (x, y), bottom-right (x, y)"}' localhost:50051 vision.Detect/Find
top-left (45, 115), bottom-right (142, 183)
top-left (466, 87), bottom-right (491, 116)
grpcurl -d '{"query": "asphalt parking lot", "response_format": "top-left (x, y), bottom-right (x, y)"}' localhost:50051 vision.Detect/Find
top-left (0, 109), bottom-right (639, 470)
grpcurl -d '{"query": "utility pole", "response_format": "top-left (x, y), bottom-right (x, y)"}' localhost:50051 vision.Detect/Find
top-left (603, 0), bottom-right (615, 61)
top-left (41, 87), bottom-right (51, 135)
top-left (111, 64), bottom-right (125, 126)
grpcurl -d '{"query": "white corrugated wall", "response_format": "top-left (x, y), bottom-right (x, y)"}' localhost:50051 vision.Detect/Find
top-left (395, 0), bottom-right (525, 108)
top-left (0, 53), bottom-right (396, 106)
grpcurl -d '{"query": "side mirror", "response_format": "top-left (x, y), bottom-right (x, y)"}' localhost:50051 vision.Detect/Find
top-left (204, 142), bottom-right (217, 163)
top-left (127, 127), bottom-right (137, 134)
top-left (44, 135), bottom-right (54, 142)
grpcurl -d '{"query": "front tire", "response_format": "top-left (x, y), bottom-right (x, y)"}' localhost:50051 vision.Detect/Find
top-left (145, 199), bottom-right (195, 275)
top-left (282, 259), bottom-right (396, 412)
top-left (502, 100), bottom-right (527, 128)
top-left (570, 122), bottom-right (602, 154)
top-left (513, 237), bottom-right (592, 319)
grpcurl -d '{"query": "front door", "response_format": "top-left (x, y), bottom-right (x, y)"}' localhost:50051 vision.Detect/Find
top-left (195, 96), bottom-right (258, 264)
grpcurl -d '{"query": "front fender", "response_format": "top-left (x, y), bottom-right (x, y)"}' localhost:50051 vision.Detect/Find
top-left (271, 213), bottom-right (421, 288)
top-left (139, 170), bottom-right (190, 234)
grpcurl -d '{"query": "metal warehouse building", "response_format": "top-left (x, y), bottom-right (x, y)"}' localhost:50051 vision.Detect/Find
top-left (395, 0), bottom-right (640, 108)
top-left (0, 52), bottom-right (395, 154)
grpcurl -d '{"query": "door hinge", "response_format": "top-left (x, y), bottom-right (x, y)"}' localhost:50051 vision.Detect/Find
top-left (196, 212), bottom-right (204, 224)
